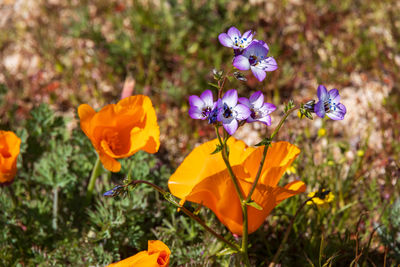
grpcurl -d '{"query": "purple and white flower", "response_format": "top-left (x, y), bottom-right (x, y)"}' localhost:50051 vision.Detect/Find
top-left (188, 90), bottom-right (216, 121)
top-left (233, 40), bottom-right (277, 82)
top-left (218, 26), bottom-right (254, 51)
top-left (238, 91), bottom-right (276, 125)
top-left (314, 85), bottom-right (346, 120)
top-left (217, 89), bottom-right (251, 135)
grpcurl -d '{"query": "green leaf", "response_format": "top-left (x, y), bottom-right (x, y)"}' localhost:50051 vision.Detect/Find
top-left (208, 82), bottom-right (220, 89)
top-left (163, 192), bottom-right (181, 207)
top-left (216, 247), bottom-right (239, 256)
top-left (211, 144), bottom-right (223, 154)
top-left (246, 201), bottom-right (263, 210)
top-left (255, 137), bottom-right (272, 147)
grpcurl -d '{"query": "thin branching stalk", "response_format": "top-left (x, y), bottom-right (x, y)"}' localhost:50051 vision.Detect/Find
top-left (128, 180), bottom-right (241, 252)
top-left (268, 197), bottom-right (312, 267)
top-left (245, 106), bottom-right (298, 204)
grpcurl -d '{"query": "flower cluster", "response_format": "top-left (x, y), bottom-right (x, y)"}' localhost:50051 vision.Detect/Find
top-left (219, 26), bottom-right (277, 82)
top-left (189, 89), bottom-right (276, 135)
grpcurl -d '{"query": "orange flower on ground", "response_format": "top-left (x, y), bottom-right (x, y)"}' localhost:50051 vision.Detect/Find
top-left (78, 95), bottom-right (160, 172)
top-left (168, 138), bottom-right (306, 235)
top-left (108, 240), bottom-right (170, 267)
top-left (0, 130), bottom-right (21, 185)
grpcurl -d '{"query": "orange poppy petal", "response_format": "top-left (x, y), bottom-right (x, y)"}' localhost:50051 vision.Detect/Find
top-left (243, 141), bottom-right (300, 186)
top-left (107, 240), bottom-right (170, 267)
top-left (0, 131), bottom-right (21, 184)
top-left (98, 150), bottom-right (121, 173)
top-left (168, 138), bottom-right (255, 199)
top-left (169, 138), bottom-right (306, 235)
top-left (78, 95), bottom-right (160, 172)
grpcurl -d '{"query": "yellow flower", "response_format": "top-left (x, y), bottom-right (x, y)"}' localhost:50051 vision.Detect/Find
top-left (168, 138), bottom-right (306, 235)
top-left (357, 150), bottom-right (365, 157)
top-left (317, 128), bottom-right (326, 137)
top-left (107, 240), bottom-right (170, 267)
top-left (78, 95), bottom-right (160, 172)
top-left (306, 189), bottom-right (334, 206)
top-left (0, 130), bottom-right (21, 185)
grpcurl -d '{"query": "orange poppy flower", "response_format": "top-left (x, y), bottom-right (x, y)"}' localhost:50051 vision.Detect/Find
top-left (108, 240), bottom-right (170, 267)
top-left (0, 130), bottom-right (21, 185)
top-left (78, 95), bottom-right (160, 172)
top-left (168, 138), bottom-right (306, 235)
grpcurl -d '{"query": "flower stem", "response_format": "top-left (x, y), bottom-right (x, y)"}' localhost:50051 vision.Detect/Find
top-left (52, 186), bottom-right (58, 230)
top-left (85, 156), bottom-right (102, 204)
top-left (215, 127), bottom-right (244, 200)
top-left (268, 197), bottom-right (312, 266)
top-left (215, 126), bottom-right (250, 265)
top-left (245, 106), bottom-right (298, 204)
top-left (127, 180), bottom-right (240, 252)
top-left (6, 186), bottom-right (18, 208)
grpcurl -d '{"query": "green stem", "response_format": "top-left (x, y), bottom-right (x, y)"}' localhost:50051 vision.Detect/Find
top-left (52, 186), bottom-right (58, 230)
top-left (241, 204), bottom-right (251, 266)
top-left (86, 156), bottom-right (102, 204)
top-left (215, 127), bottom-right (244, 200)
top-left (215, 127), bottom-right (250, 265)
top-left (6, 186), bottom-right (18, 208)
top-left (245, 106), bottom-right (298, 204)
top-left (128, 180), bottom-right (240, 252)
top-left (268, 197), bottom-right (312, 267)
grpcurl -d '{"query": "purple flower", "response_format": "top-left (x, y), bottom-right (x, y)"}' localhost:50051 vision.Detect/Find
top-left (314, 85), bottom-right (346, 120)
top-left (233, 40), bottom-right (277, 82)
top-left (217, 89), bottom-right (251, 135)
top-left (218, 26), bottom-right (254, 51)
top-left (238, 91), bottom-right (276, 125)
top-left (103, 185), bottom-right (124, 197)
top-left (188, 90), bottom-right (216, 121)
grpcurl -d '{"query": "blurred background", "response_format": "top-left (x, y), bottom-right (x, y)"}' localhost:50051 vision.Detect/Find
top-left (0, 0), bottom-right (399, 265)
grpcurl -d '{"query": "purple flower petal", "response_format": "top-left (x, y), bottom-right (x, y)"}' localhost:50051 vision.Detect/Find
top-left (189, 95), bottom-right (203, 109)
top-left (250, 66), bottom-right (266, 82)
top-left (188, 107), bottom-right (204, 120)
top-left (222, 89), bottom-right (238, 107)
top-left (314, 101), bottom-right (326, 118)
top-left (234, 104), bottom-right (251, 120)
top-left (223, 118), bottom-right (238, 135)
top-left (327, 103), bottom-right (346, 120)
top-left (317, 85), bottom-right (328, 101)
top-left (249, 91), bottom-right (264, 109)
top-left (328, 89), bottom-right (340, 103)
top-left (200, 90), bottom-right (214, 107)
top-left (218, 33), bottom-right (234, 48)
top-left (243, 40), bottom-right (269, 58)
top-left (227, 26), bottom-right (241, 39)
top-left (242, 30), bottom-right (253, 39)
top-left (257, 115), bottom-right (272, 126)
top-left (260, 102), bottom-right (276, 114)
top-left (233, 55), bottom-right (250, 70)
top-left (258, 57), bottom-right (278, 72)
top-left (238, 97), bottom-right (251, 107)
